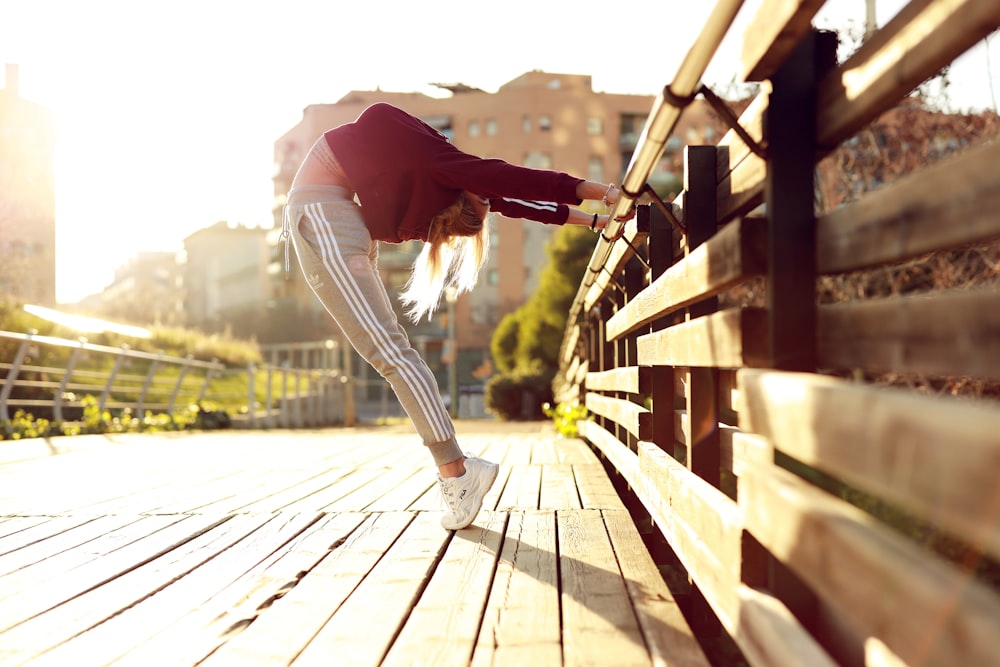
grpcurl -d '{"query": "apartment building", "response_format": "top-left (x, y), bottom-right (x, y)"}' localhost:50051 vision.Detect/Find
top-left (181, 221), bottom-right (273, 337)
top-left (0, 64), bottom-right (56, 306)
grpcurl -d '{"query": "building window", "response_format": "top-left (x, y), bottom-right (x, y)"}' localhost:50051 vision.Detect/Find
top-left (522, 115), bottom-right (532, 133)
top-left (587, 117), bottom-right (603, 135)
top-left (539, 115), bottom-right (552, 132)
top-left (524, 151), bottom-right (553, 169)
top-left (487, 269), bottom-right (499, 286)
top-left (486, 118), bottom-right (498, 136)
top-left (588, 156), bottom-right (605, 182)
top-left (469, 120), bottom-right (480, 137)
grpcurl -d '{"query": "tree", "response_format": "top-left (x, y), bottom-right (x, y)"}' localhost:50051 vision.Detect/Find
top-left (485, 224), bottom-right (595, 419)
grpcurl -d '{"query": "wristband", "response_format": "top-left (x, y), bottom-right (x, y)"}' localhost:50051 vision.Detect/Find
top-left (590, 212), bottom-right (599, 232)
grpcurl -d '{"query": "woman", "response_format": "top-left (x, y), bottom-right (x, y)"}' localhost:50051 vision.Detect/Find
top-left (283, 102), bottom-right (627, 530)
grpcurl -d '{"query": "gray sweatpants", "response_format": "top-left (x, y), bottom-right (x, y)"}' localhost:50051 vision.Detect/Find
top-left (284, 186), bottom-right (463, 466)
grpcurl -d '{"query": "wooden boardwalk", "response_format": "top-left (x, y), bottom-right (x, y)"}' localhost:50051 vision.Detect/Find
top-left (0, 423), bottom-right (707, 666)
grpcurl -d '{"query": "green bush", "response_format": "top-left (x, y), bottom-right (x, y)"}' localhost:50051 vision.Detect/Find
top-left (484, 366), bottom-right (554, 421)
top-left (542, 401), bottom-right (589, 438)
top-left (0, 395), bottom-right (228, 441)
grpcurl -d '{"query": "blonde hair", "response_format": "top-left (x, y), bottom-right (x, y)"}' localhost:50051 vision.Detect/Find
top-left (399, 193), bottom-right (490, 322)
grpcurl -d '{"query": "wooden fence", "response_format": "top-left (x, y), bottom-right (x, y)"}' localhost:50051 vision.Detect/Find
top-left (555, 1), bottom-right (1000, 665)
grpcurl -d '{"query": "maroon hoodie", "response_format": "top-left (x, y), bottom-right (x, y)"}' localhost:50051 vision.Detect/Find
top-left (323, 103), bottom-right (583, 243)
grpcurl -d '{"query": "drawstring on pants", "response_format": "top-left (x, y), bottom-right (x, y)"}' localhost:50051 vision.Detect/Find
top-left (280, 205), bottom-right (291, 279)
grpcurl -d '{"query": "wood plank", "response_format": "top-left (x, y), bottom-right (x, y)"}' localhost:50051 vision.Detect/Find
top-left (558, 509), bottom-right (651, 667)
top-left (382, 511), bottom-right (505, 666)
top-left (733, 584), bottom-right (838, 667)
top-left (817, 139), bottom-right (1000, 274)
top-left (556, 438), bottom-right (599, 464)
top-left (636, 441), bottom-right (743, 630)
top-left (0, 516), bottom-right (57, 543)
top-left (539, 464), bottom-right (582, 510)
top-left (0, 515), bottom-right (105, 562)
top-left (637, 308), bottom-right (769, 368)
top-left (0, 513), bottom-right (271, 664)
top-left (737, 369), bottom-right (1000, 560)
top-left (577, 421), bottom-right (640, 491)
top-left (586, 366), bottom-right (643, 394)
top-left (112, 512), bottom-right (368, 666)
top-left (608, 215), bottom-right (767, 341)
top-left (25, 512), bottom-right (323, 667)
top-left (721, 428), bottom-right (774, 477)
top-left (0, 515), bottom-right (182, 605)
top-left (816, 0), bottom-right (1000, 150)
top-left (818, 288), bottom-right (1000, 379)
top-left (716, 93), bottom-right (768, 224)
top-left (740, 464), bottom-right (1000, 666)
top-left (292, 512), bottom-right (449, 666)
top-left (603, 508), bottom-right (711, 667)
top-left (573, 463), bottom-right (626, 510)
top-left (742, 0), bottom-right (826, 81)
top-left (585, 393), bottom-right (651, 441)
top-left (472, 510), bottom-right (560, 667)
top-left (496, 464), bottom-right (541, 510)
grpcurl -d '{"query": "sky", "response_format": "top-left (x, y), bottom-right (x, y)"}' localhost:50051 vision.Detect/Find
top-left (0, 0), bottom-right (996, 304)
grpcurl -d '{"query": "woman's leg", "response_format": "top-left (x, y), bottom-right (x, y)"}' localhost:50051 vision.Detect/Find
top-left (288, 198), bottom-right (463, 467)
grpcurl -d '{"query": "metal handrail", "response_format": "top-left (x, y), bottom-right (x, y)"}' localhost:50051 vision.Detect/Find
top-left (568, 0), bottom-right (746, 326)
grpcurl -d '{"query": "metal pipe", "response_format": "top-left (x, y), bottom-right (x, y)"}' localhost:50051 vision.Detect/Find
top-left (570, 0), bottom-right (746, 323)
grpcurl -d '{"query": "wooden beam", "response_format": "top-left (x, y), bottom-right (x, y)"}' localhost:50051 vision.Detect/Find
top-left (740, 464), bottom-right (1000, 666)
top-left (585, 366), bottom-right (646, 394)
top-left (742, 0), bottom-right (827, 81)
top-left (637, 308), bottom-right (769, 368)
top-left (817, 0), bottom-right (1000, 149)
top-left (817, 139), bottom-right (1000, 274)
top-left (737, 369), bottom-right (1000, 560)
top-left (636, 441), bottom-right (744, 630)
top-left (608, 215), bottom-right (766, 341)
top-left (585, 392), bottom-right (651, 441)
top-left (818, 289), bottom-right (1000, 379)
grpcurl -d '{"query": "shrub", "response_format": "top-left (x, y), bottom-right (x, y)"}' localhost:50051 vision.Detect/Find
top-left (484, 367), bottom-right (554, 421)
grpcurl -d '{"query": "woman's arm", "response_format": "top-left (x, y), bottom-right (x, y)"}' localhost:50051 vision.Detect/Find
top-left (575, 180), bottom-right (621, 206)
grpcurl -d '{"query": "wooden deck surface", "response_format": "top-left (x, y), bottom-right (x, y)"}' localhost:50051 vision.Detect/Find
top-left (0, 422), bottom-right (707, 666)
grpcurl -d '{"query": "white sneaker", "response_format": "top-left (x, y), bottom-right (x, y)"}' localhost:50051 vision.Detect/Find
top-left (439, 455), bottom-right (499, 530)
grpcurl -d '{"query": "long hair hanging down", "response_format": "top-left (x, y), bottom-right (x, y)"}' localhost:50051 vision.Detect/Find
top-left (399, 193), bottom-right (490, 322)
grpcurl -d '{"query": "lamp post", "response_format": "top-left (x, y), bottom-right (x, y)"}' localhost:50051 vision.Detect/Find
top-left (444, 287), bottom-right (459, 418)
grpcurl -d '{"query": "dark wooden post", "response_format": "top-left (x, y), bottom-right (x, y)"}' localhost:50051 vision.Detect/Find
top-left (646, 205), bottom-right (677, 457)
top-left (684, 145), bottom-right (721, 488)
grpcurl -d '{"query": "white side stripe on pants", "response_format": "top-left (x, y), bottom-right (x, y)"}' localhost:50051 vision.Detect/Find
top-left (302, 203), bottom-right (453, 441)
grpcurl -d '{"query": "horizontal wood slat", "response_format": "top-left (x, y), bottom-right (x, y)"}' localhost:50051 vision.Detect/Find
top-left (636, 441), bottom-right (744, 630)
top-left (607, 217), bottom-right (767, 341)
top-left (818, 288), bottom-right (1000, 379)
top-left (585, 366), bottom-right (649, 394)
top-left (638, 308), bottom-right (769, 368)
top-left (737, 369), bottom-right (1000, 560)
top-left (741, 0), bottom-right (827, 81)
top-left (817, 138), bottom-right (1000, 274)
top-left (585, 393), bottom-right (651, 441)
top-left (740, 464), bottom-right (1000, 666)
top-left (816, 0), bottom-right (1000, 150)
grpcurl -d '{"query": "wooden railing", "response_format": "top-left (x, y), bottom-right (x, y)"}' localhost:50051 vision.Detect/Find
top-left (556, 1), bottom-right (1000, 665)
